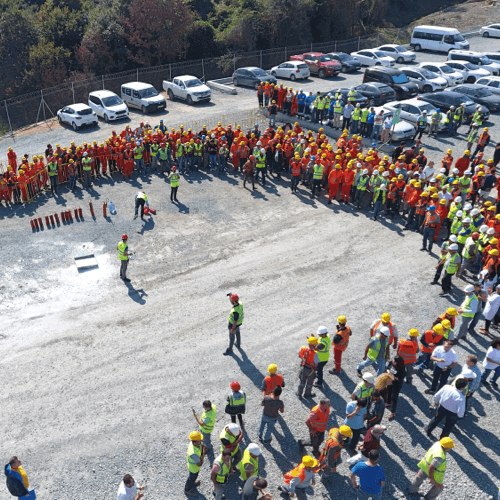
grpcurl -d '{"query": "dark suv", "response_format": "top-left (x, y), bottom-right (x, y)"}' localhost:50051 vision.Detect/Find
top-left (363, 67), bottom-right (419, 100)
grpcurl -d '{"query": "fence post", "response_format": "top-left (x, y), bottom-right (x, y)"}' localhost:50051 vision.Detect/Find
top-left (357, 36), bottom-right (361, 50)
top-left (137, 68), bottom-right (139, 81)
top-left (71, 82), bottom-right (75, 104)
top-left (284, 45), bottom-right (287, 60)
top-left (4, 100), bottom-right (13, 136)
top-left (334, 40), bottom-right (337, 52)
top-left (202, 58), bottom-right (205, 77)
top-left (310, 42), bottom-right (313, 51)
top-left (233, 53), bottom-right (236, 72)
top-left (260, 50), bottom-right (262, 68)
top-left (377, 32), bottom-right (380, 46)
top-left (102, 75), bottom-right (105, 90)
top-left (169, 63), bottom-right (172, 80)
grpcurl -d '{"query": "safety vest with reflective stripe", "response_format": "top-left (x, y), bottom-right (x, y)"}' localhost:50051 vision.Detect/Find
top-left (219, 429), bottom-right (240, 456)
top-left (371, 320), bottom-right (396, 344)
top-left (227, 391), bottom-right (246, 410)
top-left (418, 442), bottom-right (447, 485)
top-left (117, 241), bottom-right (128, 261)
top-left (319, 428), bottom-right (344, 465)
top-left (354, 382), bottom-right (374, 399)
top-left (187, 442), bottom-right (202, 473)
top-left (308, 404), bottom-right (330, 432)
top-left (213, 455), bottom-right (231, 484)
top-left (367, 333), bottom-right (384, 361)
top-left (82, 157), bottom-right (92, 171)
top-left (199, 405), bottom-right (216, 434)
top-left (317, 335), bottom-right (331, 362)
top-left (237, 449), bottom-right (259, 481)
top-left (263, 374), bottom-right (284, 395)
top-left (444, 253), bottom-right (461, 274)
top-left (397, 339), bottom-right (418, 364)
top-left (228, 303), bottom-right (244, 326)
top-left (313, 164), bottom-right (324, 180)
top-left (461, 295), bottom-right (478, 318)
top-left (48, 162), bottom-right (58, 177)
top-left (357, 176), bottom-right (369, 191)
top-left (299, 346), bottom-right (317, 369)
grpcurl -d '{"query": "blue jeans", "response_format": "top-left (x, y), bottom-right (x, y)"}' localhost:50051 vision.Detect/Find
top-left (135, 158), bottom-right (145, 172)
top-left (258, 414), bottom-right (277, 441)
top-left (481, 366), bottom-right (500, 382)
top-left (373, 199), bottom-right (384, 219)
top-left (357, 357), bottom-right (385, 376)
top-left (422, 226), bottom-right (435, 251)
top-left (209, 154), bottom-right (217, 170)
top-left (357, 488), bottom-right (382, 500)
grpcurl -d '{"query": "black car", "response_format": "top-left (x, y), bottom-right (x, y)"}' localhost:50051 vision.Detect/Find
top-left (363, 67), bottom-right (419, 100)
top-left (353, 83), bottom-right (397, 105)
top-left (325, 52), bottom-right (362, 72)
top-left (419, 91), bottom-right (490, 122)
top-left (452, 84), bottom-right (500, 112)
top-left (322, 88), bottom-right (369, 106)
top-left (232, 67), bottom-right (277, 89)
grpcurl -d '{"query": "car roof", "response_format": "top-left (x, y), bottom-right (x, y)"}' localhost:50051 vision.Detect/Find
top-left (455, 84), bottom-right (478, 89)
top-left (366, 66), bottom-right (400, 75)
top-left (361, 82), bottom-right (392, 87)
top-left (378, 44), bottom-right (401, 48)
top-left (386, 98), bottom-right (427, 106)
top-left (238, 66), bottom-right (263, 71)
top-left (478, 75), bottom-right (500, 81)
top-left (69, 103), bottom-right (91, 110)
top-left (305, 52), bottom-right (323, 56)
top-left (89, 90), bottom-right (117, 97)
top-left (122, 81), bottom-right (155, 90)
top-left (449, 50), bottom-right (480, 55)
top-left (446, 60), bottom-right (472, 65)
top-left (175, 75), bottom-right (199, 79)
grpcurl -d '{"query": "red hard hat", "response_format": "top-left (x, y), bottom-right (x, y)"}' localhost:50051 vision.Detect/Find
top-left (121, 234), bottom-right (128, 240)
top-left (249, 155), bottom-right (255, 160)
top-left (230, 381), bottom-right (241, 391)
top-left (171, 166), bottom-right (177, 171)
top-left (230, 293), bottom-right (239, 302)
top-left (472, 232), bottom-right (480, 240)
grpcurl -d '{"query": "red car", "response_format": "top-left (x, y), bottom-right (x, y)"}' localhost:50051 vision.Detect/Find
top-left (289, 52), bottom-right (341, 78)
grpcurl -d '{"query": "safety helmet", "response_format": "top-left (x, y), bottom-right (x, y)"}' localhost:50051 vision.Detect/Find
top-left (249, 155), bottom-right (255, 160)
top-left (307, 336), bottom-right (319, 345)
top-left (171, 166), bottom-right (177, 172)
top-left (337, 315), bottom-right (347, 324)
top-left (379, 326), bottom-right (390, 337)
top-left (302, 455), bottom-right (319, 468)
top-left (189, 431), bottom-right (203, 441)
top-left (433, 324), bottom-right (444, 335)
top-left (464, 284), bottom-right (474, 293)
top-left (362, 373), bottom-right (375, 384)
top-left (471, 232), bottom-right (480, 240)
top-left (230, 381), bottom-right (241, 391)
top-left (440, 437), bottom-right (455, 449)
top-left (230, 293), bottom-right (239, 302)
top-left (247, 443), bottom-right (262, 456)
top-left (408, 328), bottom-right (419, 337)
top-left (441, 319), bottom-right (451, 329)
top-left (487, 228), bottom-right (496, 235)
top-left (339, 425), bottom-right (353, 438)
top-left (121, 234), bottom-right (128, 240)
top-left (489, 249), bottom-right (499, 256)
top-left (490, 238), bottom-right (499, 245)
top-left (227, 423), bottom-right (240, 434)
top-left (317, 326), bottom-right (328, 335)
top-left (381, 312), bottom-right (391, 322)
top-left (446, 307), bottom-right (458, 316)
top-left (449, 243), bottom-right (459, 251)
top-left (268, 363), bottom-right (278, 374)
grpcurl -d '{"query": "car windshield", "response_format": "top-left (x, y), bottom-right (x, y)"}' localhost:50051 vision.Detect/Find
top-left (394, 45), bottom-right (407, 52)
top-left (440, 65), bottom-right (455, 74)
top-left (139, 87), bottom-right (159, 97)
top-left (392, 73), bottom-right (410, 84)
top-left (473, 88), bottom-right (492, 97)
top-left (318, 55), bottom-right (332, 62)
top-left (297, 63), bottom-right (308, 69)
top-left (77, 108), bottom-right (92, 115)
top-left (452, 34), bottom-right (465, 42)
top-left (374, 51), bottom-right (386, 58)
top-left (419, 68), bottom-right (437, 78)
top-left (185, 78), bottom-right (203, 88)
top-left (456, 96), bottom-right (474, 105)
top-left (252, 68), bottom-right (268, 77)
top-left (379, 85), bottom-right (392, 91)
top-left (480, 56), bottom-right (492, 64)
top-left (464, 62), bottom-right (477, 69)
top-left (102, 95), bottom-right (123, 106)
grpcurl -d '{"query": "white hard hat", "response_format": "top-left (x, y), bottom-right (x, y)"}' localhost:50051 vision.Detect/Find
top-left (317, 325), bottom-right (328, 335)
top-left (363, 169), bottom-right (369, 175)
top-left (247, 443), bottom-right (262, 456)
top-left (430, 177), bottom-right (436, 183)
top-left (462, 217), bottom-right (471, 224)
top-left (449, 243), bottom-right (459, 251)
top-left (439, 168), bottom-right (446, 173)
top-left (379, 326), bottom-right (390, 336)
top-left (471, 208), bottom-right (480, 216)
top-left (454, 196), bottom-right (462, 203)
top-left (362, 373), bottom-right (375, 384)
top-left (452, 169), bottom-right (459, 175)
top-left (464, 170), bottom-right (472, 175)
top-left (464, 284), bottom-right (474, 293)
top-left (480, 225), bottom-right (488, 233)
top-left (382, 171), bottom-right (389, 177)
top-left (227, 423), bottom-right (240, 434)
top-left (463, 203), bottom-right (472, 211)
top-left (449, 235), bottom-right (458, 243)
top-left (257, 141), bottom-right (262, 145)
top-left (461, 369), bottom-right (476, 379)
top-left (487, 228), bottom-right (495, 235)
top-left (456, 211), bottom-right (463, 218)
top-left (380, 184), bottom-right (387, 191)
top-left (260, 148), bottom-right (265, 154)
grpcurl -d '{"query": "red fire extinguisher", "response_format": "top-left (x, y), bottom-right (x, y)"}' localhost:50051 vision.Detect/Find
top-left (33, 218), bottom-right (39, 231)
top-left (30, 219), bottom-right (36, 231)
top-left (66, 210), bottom-right (73, 223)
top-left (50, 215), bottom-right (55, 227)
top-left (103, 200), bottom-right (108, 218)
top-left (54, 213), bottom-right (60, 226)
top-left (78, 207), bottom-right (83, 219)
top-left (38, 217), bottom-right (43, 230)
top-left (74, 208), bottom-right (79, 220)
top-left (45, 215), bottom-right (50, 228)
top-left (89, 200), bottom-right (95, 218)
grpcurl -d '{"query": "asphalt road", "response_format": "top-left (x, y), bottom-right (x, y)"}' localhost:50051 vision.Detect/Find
top-left (0, 35), bottom-right (499, 500)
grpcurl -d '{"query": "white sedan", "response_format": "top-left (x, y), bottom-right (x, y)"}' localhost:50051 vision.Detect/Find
top-left (376, 44), bottom-right (416, 64)
top-left (480, 24), bottom-right (500, 38)
top-left (445, 60), bottom-right (491, 83)
top-left (270, 61), bottom-right (310, 80)
top-left (384, 99), bottom-right (447, 131)
top-left (476, 76), bottom-right (500, 95)
top-left (350, 50), bottom-right (395, 67)
top-left (419, 62), bottom-right (464, 86)
top-left (57, 103), bottom-right (98, 131)
top-left (373, 106), bottom-right (416, 142)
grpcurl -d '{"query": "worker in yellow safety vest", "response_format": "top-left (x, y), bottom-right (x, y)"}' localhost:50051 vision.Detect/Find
top-left (185, 431), bottom-right (206, 496)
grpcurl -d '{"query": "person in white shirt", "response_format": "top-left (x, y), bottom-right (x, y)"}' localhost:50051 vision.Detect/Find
top-left (481, 339), bottom-right (500, 386)
top-left (117, 474), bottom-right (144, 500)
top-left (425, 341), bottom-right (458, 394)
top-left (421, 162), bottom-right (435, 181)
top-left (426, 380), bottom-right (467, 439)
top-left (480, 285), bottom-right (500, 334)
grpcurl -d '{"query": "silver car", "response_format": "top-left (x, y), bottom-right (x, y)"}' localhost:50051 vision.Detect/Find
top-left (373, 106), bottom-right (416, 141)
top-left (399, 66), bottom-right (448, 92)
top-left (384, 99), bottom-right (447, 131)
top-left (270, 61), bottom-right (310, 80)
top-left (376, 44), bottom-right (416, 64)
top-left (445, 60), bottom-right (492, 83)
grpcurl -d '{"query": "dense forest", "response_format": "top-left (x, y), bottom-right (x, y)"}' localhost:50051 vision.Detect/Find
top-left (0, 0), bottom-right (461, 99)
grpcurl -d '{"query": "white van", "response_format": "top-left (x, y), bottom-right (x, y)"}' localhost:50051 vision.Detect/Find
top-left (88, 90), bottom-right (129, 122)
top-left (120, 82), bottom-right (166, 113)
top-left (410, 26), bottom-right (470, 53)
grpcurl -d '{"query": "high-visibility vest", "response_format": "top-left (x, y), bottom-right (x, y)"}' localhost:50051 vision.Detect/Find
top-left (187, 442), bottom-right (202, 473)
top-left (299, 346), bottom-right (317, 369)
top-left (228, 303), bottom-right (244, 326)
top-left (199, 405), bottom-right (216, 434)
top-left (370, 320), bottom-right (396, 345)
top-left (317, 335), bottom-right (331, 362)
top-left (255, 153), bottom-right (266, 169)
top-left (48, 162), bottom-right (58, 177)
top-left (263, 374), bottom-right (284, 395)
top-left (284, 464), bottom-right (307, 484)
top-left (418, 442), bottom-right (447, 485)
top-left (367, 333), bottom-right (384, 361)
top-left (417, 116), bottom-right (427, 128)
top-left (150, 144), bottom-right (159, 157)
top-left (420, 330), bottom-right (444, 354)
top-left (170, 173), bottom-right (180, 188)
top-left (352, 108), bottom-right (361, 121)
top-left (397, 339), bottom-right (418, 364)
top-left (319, 428), bottom-right (343, 465)
top-left (219, 429), bottom-right (240, 456)
top-left (313, 164), bottom-right (324, 180)
top-left (213, 455), bottom-right (231, 484)
top-left (308, 404), bottom-right (330, 432)
top-left (334, 101), bottom-right (343, 113)
top-left (175, 144), bottom-right (184, 158)
top-left (194, 143), bottom-right (203, 156)
top-left (82, 157), bottom-right (92, 171)
top-left (357, 176), bottom-right (369, 191)
top-left (227, 391), bottom-right (246, 411)
top-left (354, 382), bottom-right (373, 399)
top-left (461, 295), bottom-right (478, 318)
top-left (117, 241), bottom-right (128, 261)
top-left (134, 147), bottom-right (143, 160)
top-left (237, 449), bottom-right (259, 481)
top-left (444, 253), bottom-right (460, 274)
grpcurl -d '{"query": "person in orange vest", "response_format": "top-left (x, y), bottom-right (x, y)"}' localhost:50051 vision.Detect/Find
top-left (341, 163), bottom-right (355, 203)
top-left (416, 324), bottom-right (445, 373)
top-left (421, 205), bottom-right (441, 253)
top-left (370, 312), bottom-right (398, 350)
top-left (261, 363), bottom-right (285, 395)
top-left (297, 399), bottom-right (331, 458)
top-left (329, 315), bottom-right (352, 375)
top-left (397, 328), bottom-right (420, 385)
top-left (297, 336), bottom-right (319, 399)
top-left (472, 127), bottom-right (490, 159)
top-left (7, 147), bottom-right (17, 173)
top-left (318, 425), bottom-right (352, 476)
top-left (278, 455), bottom-right (318, 497)
top-left (327, 163), bottom-right (343, 204)
top-left (432, 307), bottom-right (458, 329)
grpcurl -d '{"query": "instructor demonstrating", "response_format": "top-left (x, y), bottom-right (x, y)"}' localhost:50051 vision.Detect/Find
top-left (224, 293), bottom-right (244, 355)
top-left (117, 234), bottom-right (130, 282)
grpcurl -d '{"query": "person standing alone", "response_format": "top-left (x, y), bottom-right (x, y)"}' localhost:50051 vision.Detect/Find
top-left (117, 234), bottom-right (130, 282)
top-left (224, 293), bottom-right (244, 355)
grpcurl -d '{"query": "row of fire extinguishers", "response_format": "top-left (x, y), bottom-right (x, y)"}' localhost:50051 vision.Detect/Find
top-left (30, 200), bottom-right (114, 232)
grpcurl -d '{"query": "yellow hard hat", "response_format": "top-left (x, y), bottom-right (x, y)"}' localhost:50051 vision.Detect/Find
top-left (302, 455), bottom-right (318, 467)
top-left (408, 328), bottom-right (419, 337)
top-left (440, 437), bottom-right (455, 449)
top-left (431, 193), bottom-right (439, 199)
top-left (268, 363), bottom-right (278, 374)
top-left (446, 307), bottom-right (458, 316)
top-left (339, 425), bottom-right (353, 438)
top-left (447, 149), bottom-right (452, 154)
top-left (381, 312), bottom-right (391, 322)
top-left (307, 336), bottom-right (319, 345)
top-left (490, 238), bottom-right (499, 245)
top-left (488, 206), bottom-right (496, 211)
top-left (433, 324), bottom-right (444, 335)
top-left (464, 150), bottom-right (471, 155)
top-left (442, 319), bottom-right (451, 329)
top-left (489, 249), bottom-right (499, 256)
top-left (439, 199), bottom-right (447, 205)
top-left (189, 431), bottom-right (203, 441)
top-left (337, 315), bottom-right (347, 324)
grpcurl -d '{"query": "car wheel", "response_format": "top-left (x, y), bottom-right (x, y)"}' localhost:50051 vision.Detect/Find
top-left (422, 85), bottom-right (433, 93)
top-left (318, 69), bottom-right (326, 78)
top-left (104, 114), bottom-right (109, 123)
top-left (71, 122), bottom-right (78, 131)
top-left (271, 71), bottom-right (277, 77)
top-left (187, 95), bottom-right (193, 105)
top-left (483, 31), bottom-right (489, 38)
top-left (290, 73), bottom-right (296, 81)
top-left (141, 106), bottom-right (146, 113)
top-left (167, 89), bottom-right (174, 100)
top-left (58, 115), bottom-right (63, 125)
top-left (396, 57), bottom-right (404, 64)
top-left (414, 44), bottom-right (421, 52)
top-left (233, 78), bottom-right (239, 86)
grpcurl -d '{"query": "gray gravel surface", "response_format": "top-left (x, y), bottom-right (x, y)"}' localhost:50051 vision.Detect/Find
top-left (0, 36), bottom-right (499, 500)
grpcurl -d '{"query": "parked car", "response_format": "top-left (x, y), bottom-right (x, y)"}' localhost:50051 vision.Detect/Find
top-left (375, 44), bottom-right (416, 63)
top-left (88, 90), bottom-right (129, 122)
top-left (480, 24), bottom-right (500, 38)
top-left (419, 91), bottom-right (489, 122)
top-left (270, 61), bottom-right (310, 80)
top-left (447, 50), bottom-right (500, 75)
top-left (418, 62), bottom-right (464, 86)
top-left (350, 50), bottom-right (395, 67)
top-left (482, 52), bottom-right (500, 65)
top-left (289, 52), bottom-right (341, 77)
top-left (476, 76), bottom-right (500, 95)
top-left (410, 25), bottom-right (469, 52)
top-left (373, 106), bottom-right (417, 141)
top-left (57, 103), bottom-right (98, 131)
top-left (399, 66), bottom-right (448, 92)
top-left (231, 67), bottom-right (276, 89)
top-left (353, 82), bottom-right (396, 105)
top-left (322, 88), bottom-right (369, 106)
top-left (162, 75), bottom-right (211, 104)
top-left (444, 61), bottom-right (491, 83)
top-left (121, 82), bottom-right (166, 113)
top-left (363, 67), bottom-right (419, 100)
top-left (324, 52), bottom-right (361, 72)
top-left (384, 98), bottom-right (447, 130)
top-left (450, 84), bottom-right (500, 112)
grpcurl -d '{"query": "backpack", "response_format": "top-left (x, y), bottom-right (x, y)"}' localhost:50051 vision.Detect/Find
top-left (6, 476), bottom-right (29, 497)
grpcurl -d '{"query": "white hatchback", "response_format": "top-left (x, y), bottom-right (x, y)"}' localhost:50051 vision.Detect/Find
top-left (476, 76), bottom-right (500, 95)
top-left (57, 103), bottom-right (98, 131)
top-left (88, 90), bottom-right (129, 122)
top-left (350, 50), bottom-right (395, 67)
top-left (376, 44), bottom-right (416, 64)
top-left (270, 61), bottom-right (310, 80)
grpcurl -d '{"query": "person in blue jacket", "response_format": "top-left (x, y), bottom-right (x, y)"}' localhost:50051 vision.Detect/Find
top-left (4, 456), bottom-right (36, 499)
top-left (296, 90), bottom-right (306, 119)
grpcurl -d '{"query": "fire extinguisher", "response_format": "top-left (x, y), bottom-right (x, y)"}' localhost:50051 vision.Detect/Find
top-left (30, 219), bottom-right (36, 231)
top-left (89, 200), bottom-right (95, 218)
top-left (50, 215), bottom-right (55, 227)
top-left (45, 215), bottom-right (50, 228)
top-left (103, 199), bottom-right (108, 218)
top-left (33, 218), bottom-right (39, 231)
top-left (78, 207), bottom-right (83, 219)
top-left (66, 210), bottom-right (73, 223)
top-left (74, 208), bottom-right (79, 221)
top-left (38, 217), bottom-right (43, 230)
top-left (54, 213), bottom-right (60, 226)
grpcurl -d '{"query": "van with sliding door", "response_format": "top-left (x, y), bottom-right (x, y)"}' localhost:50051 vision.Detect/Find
top-left (410, 26), bottom-right (469, 53)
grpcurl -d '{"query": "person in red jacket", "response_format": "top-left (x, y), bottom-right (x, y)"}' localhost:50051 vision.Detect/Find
top-left (455, 150), bottom-right (471, 175)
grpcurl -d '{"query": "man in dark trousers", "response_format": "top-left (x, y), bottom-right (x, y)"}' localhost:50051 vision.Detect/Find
top-left (4, 456), bottom-right (36, 499)
top-left (134, 190), bottom-right (148, 220)
top-left (224, 293), bottom-right (244, 355)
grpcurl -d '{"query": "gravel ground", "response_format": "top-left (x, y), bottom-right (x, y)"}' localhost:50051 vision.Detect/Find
top-left (1, 36), bottom-right (499, 500)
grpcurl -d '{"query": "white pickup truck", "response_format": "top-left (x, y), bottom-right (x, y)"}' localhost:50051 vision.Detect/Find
top-left (162, 75), bottom-right (212, 104)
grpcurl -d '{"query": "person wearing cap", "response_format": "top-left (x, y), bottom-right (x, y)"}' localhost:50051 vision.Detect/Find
top-left (355, 168), bottom-right (370, 209)
top-left (261, 363), bottom-right (285, 396)
top-left (297, 336), bottom-right (319, 398)
top-left (117, 234), bottom-right (130, 282)
top-left (408, 438), bottom-right (455, 498)
top-left (480, 284), bottom-right (500, 334)
top-left (414, 110), bottom-right (428, 140)
top-left (298, 399), bottom-right (331, 458)
top-left (314, 326), bottom-right (331, 387)
top-left (329, 315), bottom-right (352, 374)
top-left (259, 385), bottom-right (284, 443)
top-left (421, 205), bottom-right (441, 253)
top-left (219, 423), bottom-right (243, 463)
top-left (431, 236), bottom-right (456, 285)
top-left (224, 293), bottom-right (244, 355)
top-left (237, 442), bottom-right (262, 482)
top-left (459, 355), bottom-right (482, 409)
top-left (279, 455), bottom-right (318, 497)
top-left (211, 450), bottom-right (232, 500)
top-left (347, 424), bottom-right (387, 468)
top-left (426, 340), bottom-right (458, 394)
top-left (225, 381), bottom-right (246, 427)
top-left (185, 430), bottom-right (206, 496)
top-left (318, 425), bottom-right (352, 476)
top-left (357, 327), bottom-right (389, 377)
top-left (350, 449), bottom-right (385, 499)
top-left (192, 400), bottom-right (216, 453)
top-left (456, 285), bottom-right (479, 341)
top-left (440, 243), bottom-right (461, 295)
top-left (397, 329), bottom-right (419, 384)
top-left (168, 165), bottom-right (180, 202)
top-left (370, 313), bottom-right (398, 351)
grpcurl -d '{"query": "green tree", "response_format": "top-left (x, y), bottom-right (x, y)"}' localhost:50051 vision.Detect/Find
top-left (24, 41), bottom-right (71, 88)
